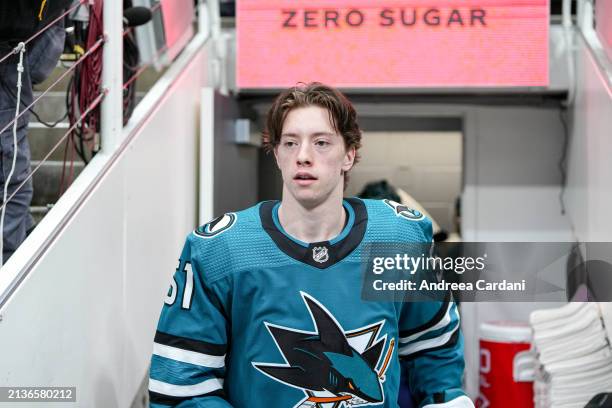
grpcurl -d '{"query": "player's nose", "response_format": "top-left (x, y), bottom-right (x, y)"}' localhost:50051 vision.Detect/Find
top-left (296, 142), bottom-right (313, 166)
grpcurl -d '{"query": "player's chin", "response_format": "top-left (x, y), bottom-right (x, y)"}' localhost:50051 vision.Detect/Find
top-left (290, 188), bottom-right (324, 207)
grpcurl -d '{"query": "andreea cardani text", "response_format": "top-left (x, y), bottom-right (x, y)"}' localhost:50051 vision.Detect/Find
top-left (372, 279), bottom-right (527, 292)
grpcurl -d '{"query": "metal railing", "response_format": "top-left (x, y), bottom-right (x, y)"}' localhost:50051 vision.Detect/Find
top-left (0, 0), bottom-right (189, 266)
top-left (0, 0), bottom-right (110, 265)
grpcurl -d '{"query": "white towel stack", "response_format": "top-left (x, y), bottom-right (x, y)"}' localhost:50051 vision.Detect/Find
top-left (530, 302), bottom-right (612, 408)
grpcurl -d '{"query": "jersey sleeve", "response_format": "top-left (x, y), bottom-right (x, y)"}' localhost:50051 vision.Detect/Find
top-left (398, 292), bottom-right (473, 407)
top-left (148, 236), bottom-right (233, 408)
top-left (398, 216), bottom-right (473, 408)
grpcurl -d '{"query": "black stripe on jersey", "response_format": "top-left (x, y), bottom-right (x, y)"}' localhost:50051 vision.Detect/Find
top-left (398, 290), bottom-right (451, 338)
top-left (154, 331), bottom-right (226, 356)
top-left (260, 197), bottom-right (367, 269)
top-left (149, 389), bottom-right (226, 405)
top-left (398, 325), bottom-right (460, 360)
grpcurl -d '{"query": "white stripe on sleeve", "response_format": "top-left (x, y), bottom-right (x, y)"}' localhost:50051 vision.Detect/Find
top-left (148, 378), bottom-right (224, 397)
top-left (153, 342), bottom-right (225, 368)
top-left (399, 307), bottom-right (460, 356)
top-left (400, 301), bottom-right (454, 344)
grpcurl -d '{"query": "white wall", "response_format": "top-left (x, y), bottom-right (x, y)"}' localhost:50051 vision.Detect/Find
top-left (463, 105), bottom-right (573, 242)
top-left (565, 35), bottom-right (612, 242)
top-left (0, 35), bottom-right (209, 407)
top-left (461, 103), bottom-right (574, 397)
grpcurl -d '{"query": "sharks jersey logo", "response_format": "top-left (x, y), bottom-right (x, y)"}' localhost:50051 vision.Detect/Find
top-left (253, 293), bottom-right (395, 407)
top-left (383, 199), bottom-right (424, 221)
top-left (194, 213), bottom-right (237, 238)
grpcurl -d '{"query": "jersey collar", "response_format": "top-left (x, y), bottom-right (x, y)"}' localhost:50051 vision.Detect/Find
top-left (260, 198), bottom-right (368, 269)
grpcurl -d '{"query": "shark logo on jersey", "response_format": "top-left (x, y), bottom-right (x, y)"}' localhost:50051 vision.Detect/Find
top-left (312, 246), bottom-right (329, 264)
top-left (383, 199), bottom-right (424, 221)
top-left (194, 213), bottom-right (237, 238)
top-left (253, 292), bottom-right (395, 408)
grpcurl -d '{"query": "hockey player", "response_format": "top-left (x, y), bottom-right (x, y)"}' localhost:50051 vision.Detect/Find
top-left (148, 83), bottom-right (473, 408)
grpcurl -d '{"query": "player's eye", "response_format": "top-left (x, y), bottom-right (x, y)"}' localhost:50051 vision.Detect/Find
top-left (315, 140), bottom-right (329, 147)
top-left (283, 140), bottom-right (296, 147)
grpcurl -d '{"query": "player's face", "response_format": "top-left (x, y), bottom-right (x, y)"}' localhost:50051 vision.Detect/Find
top-left (275, 105), bottom-right (355, 208)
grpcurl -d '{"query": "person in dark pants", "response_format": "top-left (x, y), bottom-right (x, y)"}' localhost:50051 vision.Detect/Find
top-left (0, 17), bottom-right (66, 261)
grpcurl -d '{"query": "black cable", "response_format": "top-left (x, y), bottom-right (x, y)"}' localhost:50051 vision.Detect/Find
top-left (558, 106), bottom-right (570, 215)
top-left (0, 71), bottom-right (68, 129)
top-left (29, 107), bottom-right (68, 128)
top-left (66, 64), bottom-right (91, 164)
top-left (66, 60), bottom-right (94, 164)
top-left (123, 30), bottom-right (139, 124)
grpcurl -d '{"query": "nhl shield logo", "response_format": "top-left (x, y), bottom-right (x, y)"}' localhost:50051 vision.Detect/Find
top-left (312, 246), bottom-right (329, 263)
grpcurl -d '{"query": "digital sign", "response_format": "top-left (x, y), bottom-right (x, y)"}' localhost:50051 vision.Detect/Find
top-left (596, 0), bottom-right (612, 62)
top-left (236, 0), bottom-right (549, 89)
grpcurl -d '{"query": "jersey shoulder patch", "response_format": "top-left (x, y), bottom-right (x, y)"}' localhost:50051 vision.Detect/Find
top-left (187, 202), bottom-right (282, 284)
top-left (382, 199), bottom-right (425, 221)
top-left (194, 213), bottom-right (237, 238)
top-left (192, 202), bottom-right (261, 241)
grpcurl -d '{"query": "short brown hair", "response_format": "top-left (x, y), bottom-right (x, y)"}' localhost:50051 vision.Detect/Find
top-left (262, 82), bottom-right (362, 187)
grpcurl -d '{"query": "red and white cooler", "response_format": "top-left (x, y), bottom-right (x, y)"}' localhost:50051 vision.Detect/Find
top-left (476, 321), bottom-right (534, 408)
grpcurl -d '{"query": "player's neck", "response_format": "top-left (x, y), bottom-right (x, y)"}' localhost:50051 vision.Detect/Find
top-left (278, 191), bottom-right (346, 244)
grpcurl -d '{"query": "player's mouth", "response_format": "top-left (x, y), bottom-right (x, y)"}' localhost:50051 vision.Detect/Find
top-left (294, 172), bottom-right (317, 186)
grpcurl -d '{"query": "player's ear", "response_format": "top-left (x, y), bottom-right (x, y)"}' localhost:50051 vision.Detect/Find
top-left (342, 146), bottom-right (356, 172)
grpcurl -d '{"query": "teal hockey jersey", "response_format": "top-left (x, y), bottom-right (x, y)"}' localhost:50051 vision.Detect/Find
top-left (149, 198), bottom-right (470, 408)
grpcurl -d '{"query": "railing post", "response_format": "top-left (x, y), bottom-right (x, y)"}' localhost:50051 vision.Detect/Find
top-left (576, 0), bottom-right (593, 32)
top-left (101, 0), bottom-right (124, 151)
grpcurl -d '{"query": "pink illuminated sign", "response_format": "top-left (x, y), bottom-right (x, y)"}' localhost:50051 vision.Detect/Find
top-left (596, 0), bottom-right (612, 61)
top-left (236, 0), bottom-right (549, 89)
top-left (160, 0), bottom-right (194, 62)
